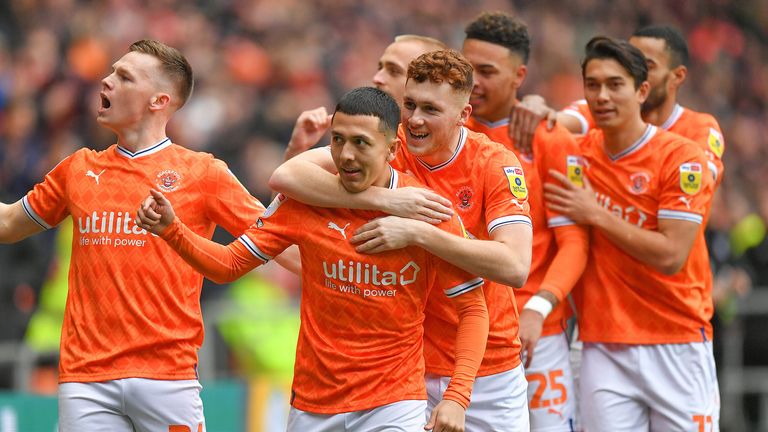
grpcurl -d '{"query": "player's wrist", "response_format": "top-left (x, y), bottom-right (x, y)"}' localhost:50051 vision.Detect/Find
top-left (440, 391), bottom-right (469, 410)
top-left (158, 217), bottom-right (180, 239)
top-left (523, 294), bottom-right (554, 319)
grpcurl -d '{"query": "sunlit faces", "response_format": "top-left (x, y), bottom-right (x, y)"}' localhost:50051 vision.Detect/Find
top-left (401, 79), bottom-right (472, 166)
top-left (583, 58), bottom-right (649, 131)
top-left (97, 51), bottom-right (171, 130)
top-left (330, 112), bottom-right (398, 193)
top-left (372, 40), bottom-right (432, 106)
top-left (629, 36), bottom-right (680, 113)
top-left (462, 38), bottom-right (526, 122)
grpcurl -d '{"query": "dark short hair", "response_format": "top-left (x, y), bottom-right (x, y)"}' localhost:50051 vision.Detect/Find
top-left (333, 87), bottom-right (401, 139)
top-left (632, 25), bottom-right (689, 68)
top-left (465, 11), bottom-right (530, 64)
top-left (582, 36), bottom-right (648, 89)
top-left (129, 39), bottom-right (194, 108)
top-left (407, 50), bottom-right (474, 96)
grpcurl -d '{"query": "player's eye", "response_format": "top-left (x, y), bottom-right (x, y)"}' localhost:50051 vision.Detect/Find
top-left (403, 101), bottom-right (416, 110)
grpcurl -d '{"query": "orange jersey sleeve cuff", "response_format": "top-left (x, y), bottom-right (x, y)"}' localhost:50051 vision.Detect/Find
top-left (442, 287), bottom-right (489, 409)
top-left (160, 218), bottom-right (260, 283)
top-left (538, 224), bottom-right (589, 301)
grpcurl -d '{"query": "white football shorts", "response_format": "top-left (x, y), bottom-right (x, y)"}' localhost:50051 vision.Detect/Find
top-left (580, 341), bottom-right (720, 431)
top-left (287, 399), bottom-right (427, 432)
top-left (525, 332), bottom-right (576, 431)
top-left (59, 378), bottom-right (205, 432)
top-left (427, 364), bottom-right (530, 431)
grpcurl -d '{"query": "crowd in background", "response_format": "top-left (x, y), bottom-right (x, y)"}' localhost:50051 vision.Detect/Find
top-left (0, 0), bottom-right (767, 424)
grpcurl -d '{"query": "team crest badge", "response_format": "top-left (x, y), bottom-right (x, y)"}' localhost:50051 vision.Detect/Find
top-left (566, 155), bottom-right (584, 187)
top-left (156, 170), bottom-right (181, 192)
top-left (679, 163), bottom-right (702, 195)
top-left (628, 172), bottom-right (650, 194)
top-left (456, 186), bottom-right (474, 210)
top-left (504, 166), bottom-right (528, 200)
top-left (707, 128), bottom-right (724, 158)
top-left (262, 193), bottom-right (287, 218)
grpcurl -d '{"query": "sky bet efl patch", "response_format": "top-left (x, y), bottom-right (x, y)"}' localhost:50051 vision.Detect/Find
top-left (566, 155), bottom-right (584, 187)
top-left (504, 166), bottom-right (528, 200)
top-left (679, 162), bottom-right (702, 195)
top-left (708, 128), bottom-right (724, 158)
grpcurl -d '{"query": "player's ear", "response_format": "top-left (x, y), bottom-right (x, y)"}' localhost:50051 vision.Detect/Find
top-left (386, 136), bottom-right (400, 162)
top-left (636, 80), bottom-right (651, 104)
top-left (670, 65), bottom-right (687, 89)
top-left (149, 93), bottom-right (172, 112)
top-left (457, 101), bottom-right (472, 126)
top-left (514, 63), bottom-right (528, 90)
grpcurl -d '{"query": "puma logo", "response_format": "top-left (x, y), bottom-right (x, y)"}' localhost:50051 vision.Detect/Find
top-left (678, 196), bottom-right (692, 210)
top-left (328, 222), bottom-right (350, 239)
top-left (511, 199), bottom-right (525, 210)
top-left (86, 169), bottom-right (106, 185)
top-left (547, 407), bottom-right (564, 419)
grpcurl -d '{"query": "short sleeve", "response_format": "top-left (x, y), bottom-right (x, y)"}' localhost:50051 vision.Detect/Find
top-left (536, 124), bottom-right (582, 228)
top-left (204, 158), bottom-right (265, 237)
top-left (657, 143), bottom-right (713, 225)
top-left (431, 215), bottom-right (484, 298)
top-left (237, 194), bottom-right (299, 262)
top-left (23, 151), bottom-right (78, 229)
top-left (482, 148), bottom-right (532, 234)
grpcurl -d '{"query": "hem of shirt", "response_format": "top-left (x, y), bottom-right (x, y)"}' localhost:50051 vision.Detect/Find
top-left (541, 325), bottom-right (568, 338)
top-left (291, 394), bottom-right (426, 415)
top-left (580, 331), bottom-right (714, 345)
top-left (426, 357), bottom-right (522, 378)
top-left (59, 371), bottom-right (198, 383)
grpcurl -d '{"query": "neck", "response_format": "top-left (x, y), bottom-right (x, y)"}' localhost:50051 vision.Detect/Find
top-left (374, 165), bottom-right (394, 189)
top-left (114, 121), bottom-right (169, 153)
top-left (419, 127), bottom-right (462, 166)
top-left (602, 117), bottom-right (648, 156)
top-left (477, 98), bottom-right (518, 124)
top-left (641, 96), bottom-right (677, 127)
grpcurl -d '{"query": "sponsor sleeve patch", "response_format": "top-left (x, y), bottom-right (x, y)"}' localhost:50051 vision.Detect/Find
top-left (262, 193), bottom-right (287, 218)
top-left (503, 166), bottom-right (528, 200)
top-left (679, 162), bottom-right (702, 195)
top-left (566, 155), bottom-right (584, 187)
top-left (707, 128), bottom-right (724, 159)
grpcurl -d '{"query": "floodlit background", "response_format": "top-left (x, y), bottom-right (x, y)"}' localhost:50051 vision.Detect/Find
top-left (0, 0), bottom-right (766, 430)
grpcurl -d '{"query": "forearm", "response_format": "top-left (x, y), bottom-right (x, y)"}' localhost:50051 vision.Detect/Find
top-left (442, 288), bottom-right (489, 409)
top-left (0, 200), bottom-right (45, 244)
top-left (415, 225), bottom-right (531, 287)
top-left (591, 209), bottom-right (689, 275)
top-left (160, 218), bottom-right (260, 283)
top-left (538, 225), bottom-right (589, 302)
top-left (269, 158), bottom-right (384, 210)
top-left (274, 244), bottom-right (301, 275)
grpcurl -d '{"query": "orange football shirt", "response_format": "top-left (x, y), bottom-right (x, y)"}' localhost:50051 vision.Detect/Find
top-left (563, 101), bottom-right (725, 187)
top-left (575, 126), bottom-right (715, 344)
top-left (23, 139), bottom-right (264, 383)
top-left (227, 169), bottom-right (484, 413)
top-left (393, 126), bottom-right (532, 376)
top-left (466, 117), bottom-right (588, 336)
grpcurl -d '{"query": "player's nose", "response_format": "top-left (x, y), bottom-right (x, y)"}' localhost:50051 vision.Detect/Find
top-left (372, 69), bottom-right (386, 86)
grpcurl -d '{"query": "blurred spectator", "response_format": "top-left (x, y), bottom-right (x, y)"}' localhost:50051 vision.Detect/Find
top-left (0, 5), bottom-right (766, 429)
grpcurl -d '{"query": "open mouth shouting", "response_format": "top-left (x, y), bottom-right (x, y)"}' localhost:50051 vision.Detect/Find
top-left (99, 93), bottom-right (112, 112)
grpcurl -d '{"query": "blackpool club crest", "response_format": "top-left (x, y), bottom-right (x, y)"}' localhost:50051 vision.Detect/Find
top-left (156, 170), bottom-right (181, 192)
